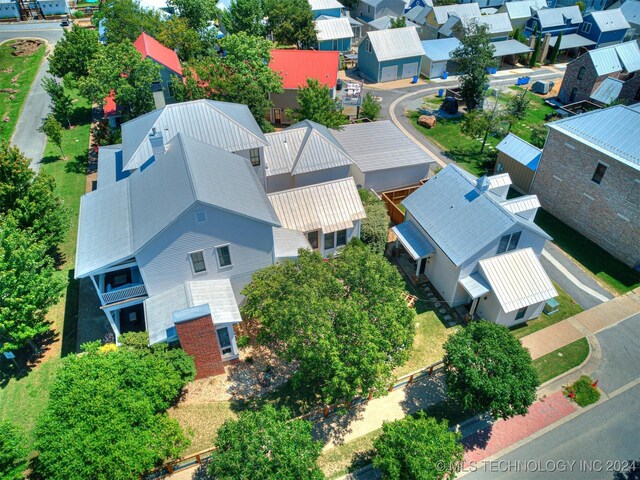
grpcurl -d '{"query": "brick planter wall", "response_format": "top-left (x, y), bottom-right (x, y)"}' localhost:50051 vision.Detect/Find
top-left (175, 314), bottom-right (225, 379)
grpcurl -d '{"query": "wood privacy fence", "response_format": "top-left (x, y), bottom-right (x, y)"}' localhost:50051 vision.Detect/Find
top-left (144, 360), bottom-right (445, 479)
top-left (381, 182), bottom-right (426, 225)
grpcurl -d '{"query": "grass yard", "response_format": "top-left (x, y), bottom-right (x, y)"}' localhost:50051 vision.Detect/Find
top-left (532, 338), bottom-right (590, 384)
top-left (168, 402), bottom-right (236, 455)
top-left (411, 88), bottom-right (554, 176)
top-left (0, 40), bottom-right (46, 142)
top-left (534, 209), bottom-right (640, 294)
top-left (510, 282), bottom-right (583, 340)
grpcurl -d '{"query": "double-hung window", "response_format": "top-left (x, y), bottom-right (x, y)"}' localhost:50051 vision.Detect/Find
top-left (336, 229), bottom-right (347, 247)
top-left (592, 163), bottom-right (607, 185)
top-left (324, 232), bottom-right (335, 250)
top-left (249, 148), bottom-right (261, 167)
top-left (216, 245), bottom-right (232, 268)
top-left (190, 251), bottom-right (207, 273)
top-left (216, 327), bottom-right (233, 356)
top-left (308, 231), bottom-right (319, 249)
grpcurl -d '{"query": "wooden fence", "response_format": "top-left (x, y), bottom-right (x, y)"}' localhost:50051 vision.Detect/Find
top-left (381, 182), bottom-right (426, 225)
top-left (144, 359), bottom-right (445, 479)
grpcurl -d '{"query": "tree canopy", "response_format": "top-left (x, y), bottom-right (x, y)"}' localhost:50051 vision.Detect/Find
top-left (0, 420), bottom-right (28, 480)
top-left (42, 77), bottom-right (74, 127)
top-left (360, 91), bottom-right (381, 121)
top-left (443, 320), bottom-right (539, 420)
top-left (94, 0), bottom-right (162, 44)
top-left (451, 22), bottom-right (498, 110)
top-left (390, 16), bottom-right (406, 28)
top-left (168, 0), bottom-right (219, 31)
top-left (265, 0), bottom-right (317, 48)
top-left (286, 78), bottom-right (348, 129)
top-left (208, 405), bottom-right (324, 480)
top-left (222, 0), bottom-right (266, 36)
top-left (373, 412), bottom-right (464, 480)
top-left (33, 335), bottom-right (196, 480)
top-left (157, 17), bottom-right (208, 61)
top-left (460, 92), bottom-right (504, 154)
top-left (241, 241), bottom-right (415, 404)
top-left (358, 189), bottom-right (390, 255)
top-left (48, 25), bottom-right (100, 80)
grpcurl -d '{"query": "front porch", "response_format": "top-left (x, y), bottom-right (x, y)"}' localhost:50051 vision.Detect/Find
top-left (90, 262), bottom-right (148, 307)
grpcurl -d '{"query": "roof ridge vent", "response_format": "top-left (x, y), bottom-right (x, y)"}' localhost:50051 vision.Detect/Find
top-left (476, 175), bottom-right (491, 192)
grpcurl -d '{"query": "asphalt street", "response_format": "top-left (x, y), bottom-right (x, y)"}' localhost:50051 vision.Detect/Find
top-left (1, 22), bottom-right (65, 172)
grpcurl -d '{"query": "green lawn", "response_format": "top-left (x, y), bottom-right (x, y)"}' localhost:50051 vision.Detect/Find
top-left (169, 402), bottom-right (236, 455)
top-left (534, 209), bottom-right (640, 294)
top-left (532, 338), bottom-right (590, 384)
top-left (411, 88), bottom-right (554, 176)
top-left (511, 282), bottom-right (583, 340)
top-left (0, 40), bottom-right (46, 142)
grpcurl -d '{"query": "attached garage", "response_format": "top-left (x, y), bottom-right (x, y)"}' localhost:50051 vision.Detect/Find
top-left (401, 62), bottom-right (419, 79)
top-left (380, 65), bottom-right (398, 82)
top-left (357, 27), bottom-right (424, 83)
top-left (420, 38), bottom-right (461, 79)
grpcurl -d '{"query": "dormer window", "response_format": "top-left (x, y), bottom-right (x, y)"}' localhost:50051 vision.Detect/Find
top-left (249, 148), bottom-right (260, 167)
top-left (497, 231), bottom-right (522, 254)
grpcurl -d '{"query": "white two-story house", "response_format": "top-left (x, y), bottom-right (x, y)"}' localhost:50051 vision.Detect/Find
top-left (392, 165), bottom-right (557, 325)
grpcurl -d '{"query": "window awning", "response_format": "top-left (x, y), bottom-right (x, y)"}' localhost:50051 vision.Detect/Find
top-left (548, 34), bottom-right (596, 50)
top-left (459, 273), bottom-right (491, 299)
top-left (392, 222), bottom-right (435, 260)
top-left (491, 39), bottom-right (533, 58)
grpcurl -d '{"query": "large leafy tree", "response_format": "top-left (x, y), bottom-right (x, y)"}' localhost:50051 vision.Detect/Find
top-left (168, 0), bottom-right (219, 31)
top-left (451, 22), bottom-right (498, 110)
top-left (222, 0), bottom-right (266, 36)
top-left (174, 33), bottom-right (282, 130)
top-left (286, 78), bottom-right (348, 129)
top-left (460, 92), bottom-right (505, 154)
top-left (358, 189), bottom-right (390, 255)
top-left (157, 17), bottom-right (207, 61)
top-left (0, 142), bottom-right (33, 213)
top-left (0, 420), bottom-right (28, 480)
top-left (443, 320), bottom-right (539, 420)
top-left (373, 412), bottom-right (464, 480)
top-left (42, 77), bottom-right (74, 127)
top-left (241, 241), bottom-right (415, 404)
top-left (39, 115), bottom-right (65, 158)
top-left (79, 42), bottom-right (161, 120)
top-left (265, 0), bottom-right (317, 48)
top-left (94, 0), bottom-right (162, 44)
top-left (208, 406), bottom-right (324, 480)
top-left (33, 336), bottom-right (196, 480)
top-left (360, 91), bottom-right (381, 121)
top-left (48, 25), bottom-right (100, 80)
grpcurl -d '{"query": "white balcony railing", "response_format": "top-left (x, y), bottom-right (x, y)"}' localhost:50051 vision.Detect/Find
top-left (102, 284), bottom-right (147, 305)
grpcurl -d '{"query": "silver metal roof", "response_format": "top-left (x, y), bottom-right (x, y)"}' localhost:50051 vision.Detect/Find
top-left (535, 6), bottom-right (582, 28)
top-left (367, 15), bottom-right (419, 30)
top-left (331, 120), bottom-right (433, 173)
top-left (585, 9), bottom-right (630, 32)
top-left (264, 120), bottom-right (353, 177)
top-left (547, 105), bottom-right (640, 170)
top-left (491, 39), bottom-right (532, 57)
top-left (452, 13), bottom-right (512, 35)
top-left (432, 3), bottom-right (481, 25)
top-left (459, 273), bottom-right (491, 299)
top-left (315, 16), bottom-right (354, 41)
top-left (405, 5), bottom-right (432, 24)
top-left (478, 247), bottom-right (557, 313)
top-left (366, 26), bottom-right (424, 61)
top-left (500, 195), bottom-right (541, 215)
top-left (503, 0), bottom-right (546, 20)
top-left (121, 100), bottom-right (268, 171)
top-left (308, 0), bottom-right (342, 10)
top-left (392, 222), bottom-right (435, 260)
top-left (97, 144), bottom-right (122, 190)
top-left (273, 227), bottom-right (312, 260)
top-left (590, 76), bottom-right (624, 105)
top-left (145, 279), bottom-right (242, 344)
top-left (614, 40), bottom-right (640, 73)
top-left (268, 178), bottom-right (366, 234)
top-left (421, 38), bottom-right (462, 61)
top-left (548, 33), bottom-right (596, 50)
top-left (620, 0), bottom-right (640, 26)
top-left (496, 133), bottom-right (541, 170)
top-left (402, 165), bottom-right (550, 266)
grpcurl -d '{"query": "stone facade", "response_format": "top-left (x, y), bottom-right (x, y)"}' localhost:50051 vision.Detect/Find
top-left (531, 128), bottom-right (640, 268)
top-left (175, 313), bottom-right (225, 379)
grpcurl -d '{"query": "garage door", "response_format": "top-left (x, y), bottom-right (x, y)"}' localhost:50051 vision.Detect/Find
top-left (401, 62), bottom-right (419, 79)
top-left (430, 61), bottom-right (447, 79)
top-left (380, 65), bottom-right (397, 82)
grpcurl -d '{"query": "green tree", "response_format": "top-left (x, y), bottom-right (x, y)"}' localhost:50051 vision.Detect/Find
top-left (358, 189), bottom-right (389, 255)
top-left (33, 338), bottom-right (196, 480)
top-left (443, 320), bottom-right (539, 420)
top-left (173, 33), bottom-right (282, 130)
top-left (286, 78), bottom-right (348, 129)
top-left (94, 0), bottom-right (162, 44)
top-left (42, 77), bottom-right (74, 127)
top-left (48, 25), bottom-right (100, 79)
top-left (208, 406), bottom-right (324, 480)
top-left (373, 412), bottom-right (464, 480)
top-left (460, 94), bottom-right (505, 153)
top-left (548, 31), bottom-right (562, 64)
top-left (39, 114), bottom-right (65, 158)
top-left (222, 0), bottom-right (266, 36)
top-left (390, 16), bottom-right (406, 28)
top-left (79, 42), bottom-right (161, 120)
top-left (530, 124), bottom-right (548, 148)
top-left (576, 0), bottom-right (586, 12)
top-left (241, 242), bottom-right (415, 404)
top-left (265, 0), bottom-right (317, 48)
top-left (451, 22), bottom-right (498, 110)
top-left (168, 0), bottom-right (219, 31)
top-left (508, 88), bottom-right (530, 120)
top-left (157, 17), bottom-right (207, 61)
top-left (530, 33), bottom-right (542, 68)
top-left (0, 421), bottom-right (28, 480)
top-left (0, 142), bottom-right (33, 214)
top-left (360, 91), bottom-right (381, 121)
top-left (0, 217), bottom-right (65, 353)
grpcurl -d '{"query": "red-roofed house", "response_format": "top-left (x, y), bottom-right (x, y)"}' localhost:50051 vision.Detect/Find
top-left (268, 49), bottom-right (340, 125)
top-left (133, 32), bottom-right (183, 104)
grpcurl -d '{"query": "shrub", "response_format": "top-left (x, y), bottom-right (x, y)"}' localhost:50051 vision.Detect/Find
top-left (73, 10), bottom-right (85, 18)
top-left (0, 421), bottom-right (28, 480)
top-left (236, 335), bottom-right (250, 349)
top-left (565, 375), bottom-right (600, 407)
top-left (358, 189), bottom-right (390, 255)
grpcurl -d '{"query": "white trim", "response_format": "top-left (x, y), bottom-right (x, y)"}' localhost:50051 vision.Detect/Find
top-left (215, 244), bottom-right (233, 270)
top-left (188, 250), bottom-right (207, 274)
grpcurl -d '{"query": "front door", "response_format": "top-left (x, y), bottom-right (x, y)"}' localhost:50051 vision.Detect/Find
top-left (418, 258), bottom-right (427, 275)
top-left (273, 108), bottom-right (282, 124)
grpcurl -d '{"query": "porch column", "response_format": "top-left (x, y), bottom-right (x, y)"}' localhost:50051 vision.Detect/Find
top-left (90, 275), bottom-right (105, 306)
top-left (469, 297), bottom-right (479, 317)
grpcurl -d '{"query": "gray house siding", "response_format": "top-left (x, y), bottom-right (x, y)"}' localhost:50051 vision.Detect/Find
top-left (356, 164), bottom-right (429, 192)
top-left (137, 203), bottom-right (275, 299)
top-left (269, 89), bottom-right (299, 125)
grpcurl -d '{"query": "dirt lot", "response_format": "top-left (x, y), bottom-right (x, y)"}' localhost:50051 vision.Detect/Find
top-left (11, 39), bottom-right (44, 56)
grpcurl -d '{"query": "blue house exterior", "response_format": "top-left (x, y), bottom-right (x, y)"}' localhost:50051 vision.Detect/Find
top-left (309, 0), bottom-right (343, 19)
top-left (319, 37), bottom-right (352, 52)
top-left (316, 16), bottom-right (354, 52)
top-left (358, 27), bottom-right (424, 82)
top-left (579, 10), bottom-right (630, 48)
top-left (524, 6), bottom-right (583, 37)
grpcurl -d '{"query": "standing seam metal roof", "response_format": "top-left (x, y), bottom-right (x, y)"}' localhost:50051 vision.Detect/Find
top-left (620, 0), bottom-right (640, 25)
top-left (585, 9), bottom-right (630, 32)
top-left (535, 6), bottom-right (582, 28)
top-left (432, 3), bottom-right (481, 24)
top-left (366, 26), bottom-right (424, 61)
top-left (421, 38), bottom-right (462, 61)
top-left (504, 0), bottom-right (546, 20)
top-left (315, 16), bottom-right (355, 41)
top-left (496, 133), bottom-right (541, 170)
top-left (308, 0), bottom-right (343, 10)
top-left (590, 76), bottom-right (624, 105)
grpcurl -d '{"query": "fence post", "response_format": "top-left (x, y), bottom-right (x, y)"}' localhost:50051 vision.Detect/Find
top-left (195, 454), bottom-right (201, 464)
top-left (323, 406), bottom-right (329, 418)
top-left (428, 365), bottom-right (434, 376)
top-left (408, 374), bottom-right (414, 385)
top-left (388, 384), bottom-right (393, 392)
top-left (167, 464), bottom-right (174, 474)
top-left (368, 390), bottom-right (373, 401)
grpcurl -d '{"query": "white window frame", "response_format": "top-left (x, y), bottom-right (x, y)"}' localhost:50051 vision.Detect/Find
top-left (324, 231), bottom-right (336, 251)
top-left (365, 38), bottom-right (372, 53)
top-left (215, 244), bottom-right (233, 269)
top-left (307, 230), bottom-right (319, 250)
top-left (497, 231), bottom-right (522, 254)
top-left (581, 22), bottom-right (591, 34)
top-left (189, 250), bottom-right (207, 274)
top-left (216, 326), bottom-right (234, 357)
top-left (249, 148), bottom-right (260, 167)
top-left (336, 229), bottom-right (347, 247)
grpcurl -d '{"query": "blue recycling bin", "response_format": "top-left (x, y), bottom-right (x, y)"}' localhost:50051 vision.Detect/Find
top-left (438, 89), bottom-right (444, 97)
top-left (442, 71), bottom-right (448, 79)
top-left (411, 75), bottom-right (419, 84)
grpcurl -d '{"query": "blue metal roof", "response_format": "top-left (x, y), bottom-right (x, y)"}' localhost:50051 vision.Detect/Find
top-left (496, 133), bottom-right (541, 171)
top-left (421, 38), bottom-right (461, 62)
top-left (392, 222), bottom-right (435, 260)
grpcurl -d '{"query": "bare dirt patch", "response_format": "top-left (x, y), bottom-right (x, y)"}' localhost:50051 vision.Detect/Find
top-left (11, 40), bottom-right (44, 57)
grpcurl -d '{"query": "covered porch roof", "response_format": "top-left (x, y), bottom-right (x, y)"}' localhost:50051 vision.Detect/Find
top-left (392, 222), bottom-right (435, 260)
top-left (549, 34), bottom-right (596, 50)
top-left (459, 273), bottom-right (491, 299)
top-left (492, 39), bottom-right (533, 58)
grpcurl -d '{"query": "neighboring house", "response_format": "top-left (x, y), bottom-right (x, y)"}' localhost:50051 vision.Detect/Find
top-left (392, 165), bottom-right (556, 325)
top-left (531, 105), bottom-right (640, 269)
top-left (315, 16), bottom-right (354, 51)
top-left (557, 40), bottom-right (640, 103)
top-left (620, 0), bottom-right (640, 40)
top-left (367, 14), bottom-right (419, 30)
top-left (405, 0), bottom-right (432, 12)
top-left (309, 0), bottom-right (343, 19)
top-left (331, 120), bottom-right (434, 190)
top-left (268, 178), bottom-right (366, 256)
top-left (580, 9), bottom-right (630, 46)
top-left (438, 12), bottom-right (513, 41)
top-left (421, 38), bottom-right (461, 78)
top-left (268, 49), bottom-right (339, 125)
top-left (0, 0), bottom-right (20, 20)
top-left (358, 26), bottom-right (424, 82)
top-left (495, 133), bottom-right (542, 193)
top-left (36, 0), bottom-right (68, 16)
top-left (351, 0), bottom-right (406, 22)
top-left (133, 33), bottom-right (183, 105)
top-left (499, 0), bottom-right (548, 30)
top-left (524, 5), bottom-right (583, 37)
top-left (416, 3), bottom-right (481, 39)
top-left (0, 0), bottom-right (68, 19)
top-left (590, 75), bottom-right (627, 103)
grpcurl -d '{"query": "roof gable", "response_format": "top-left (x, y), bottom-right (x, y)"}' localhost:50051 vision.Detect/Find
top-left (504, 0), bottom-right (546, 20)
top-left (535, 6), bottom-right (583, 28)
top-left (432, 3), bottom-right (480, 24)
top-left (366, 26), bottom-right (424, 61)
top-left (585, 9), bottom-right (630, 32)
top-left (496, 133), bottom-right (541, 170)
top-left (315, 16), bottom-right (354, 41)
top-left (269, 49), bottom-right (339, 90)
top-left (133, 32), bottom-right (183, 76)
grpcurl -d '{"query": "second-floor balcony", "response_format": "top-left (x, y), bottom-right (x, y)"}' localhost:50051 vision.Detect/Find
top-left (96, 265), bottom-right (148, 306)
top-left (102, 284), bottom-right (147, 304)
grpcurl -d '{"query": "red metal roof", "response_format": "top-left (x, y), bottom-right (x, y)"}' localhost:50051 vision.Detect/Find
top-left (133, 32), bottom-right (183, 76)
top-left (269, 50), bottom-right (339, 90)
top-left (103, 90), bottom-right (117, 117)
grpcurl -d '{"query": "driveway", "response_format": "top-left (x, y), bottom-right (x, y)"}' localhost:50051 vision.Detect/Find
top-left (1, 21), bottom-right (65, 172)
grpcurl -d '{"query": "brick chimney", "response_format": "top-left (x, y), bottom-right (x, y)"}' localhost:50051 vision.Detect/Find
top-left (173, 305), bottom-right (225, 379)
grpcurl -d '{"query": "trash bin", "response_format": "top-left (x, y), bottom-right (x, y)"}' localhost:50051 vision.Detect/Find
top-left (442, 72), bottom-right (448, 79)
top-left (411, 75), bottom-right (419, 84)
top-left (336, 78), bottom-right (343, 91)
top-left (438, 89), bottom-right (444, 97)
